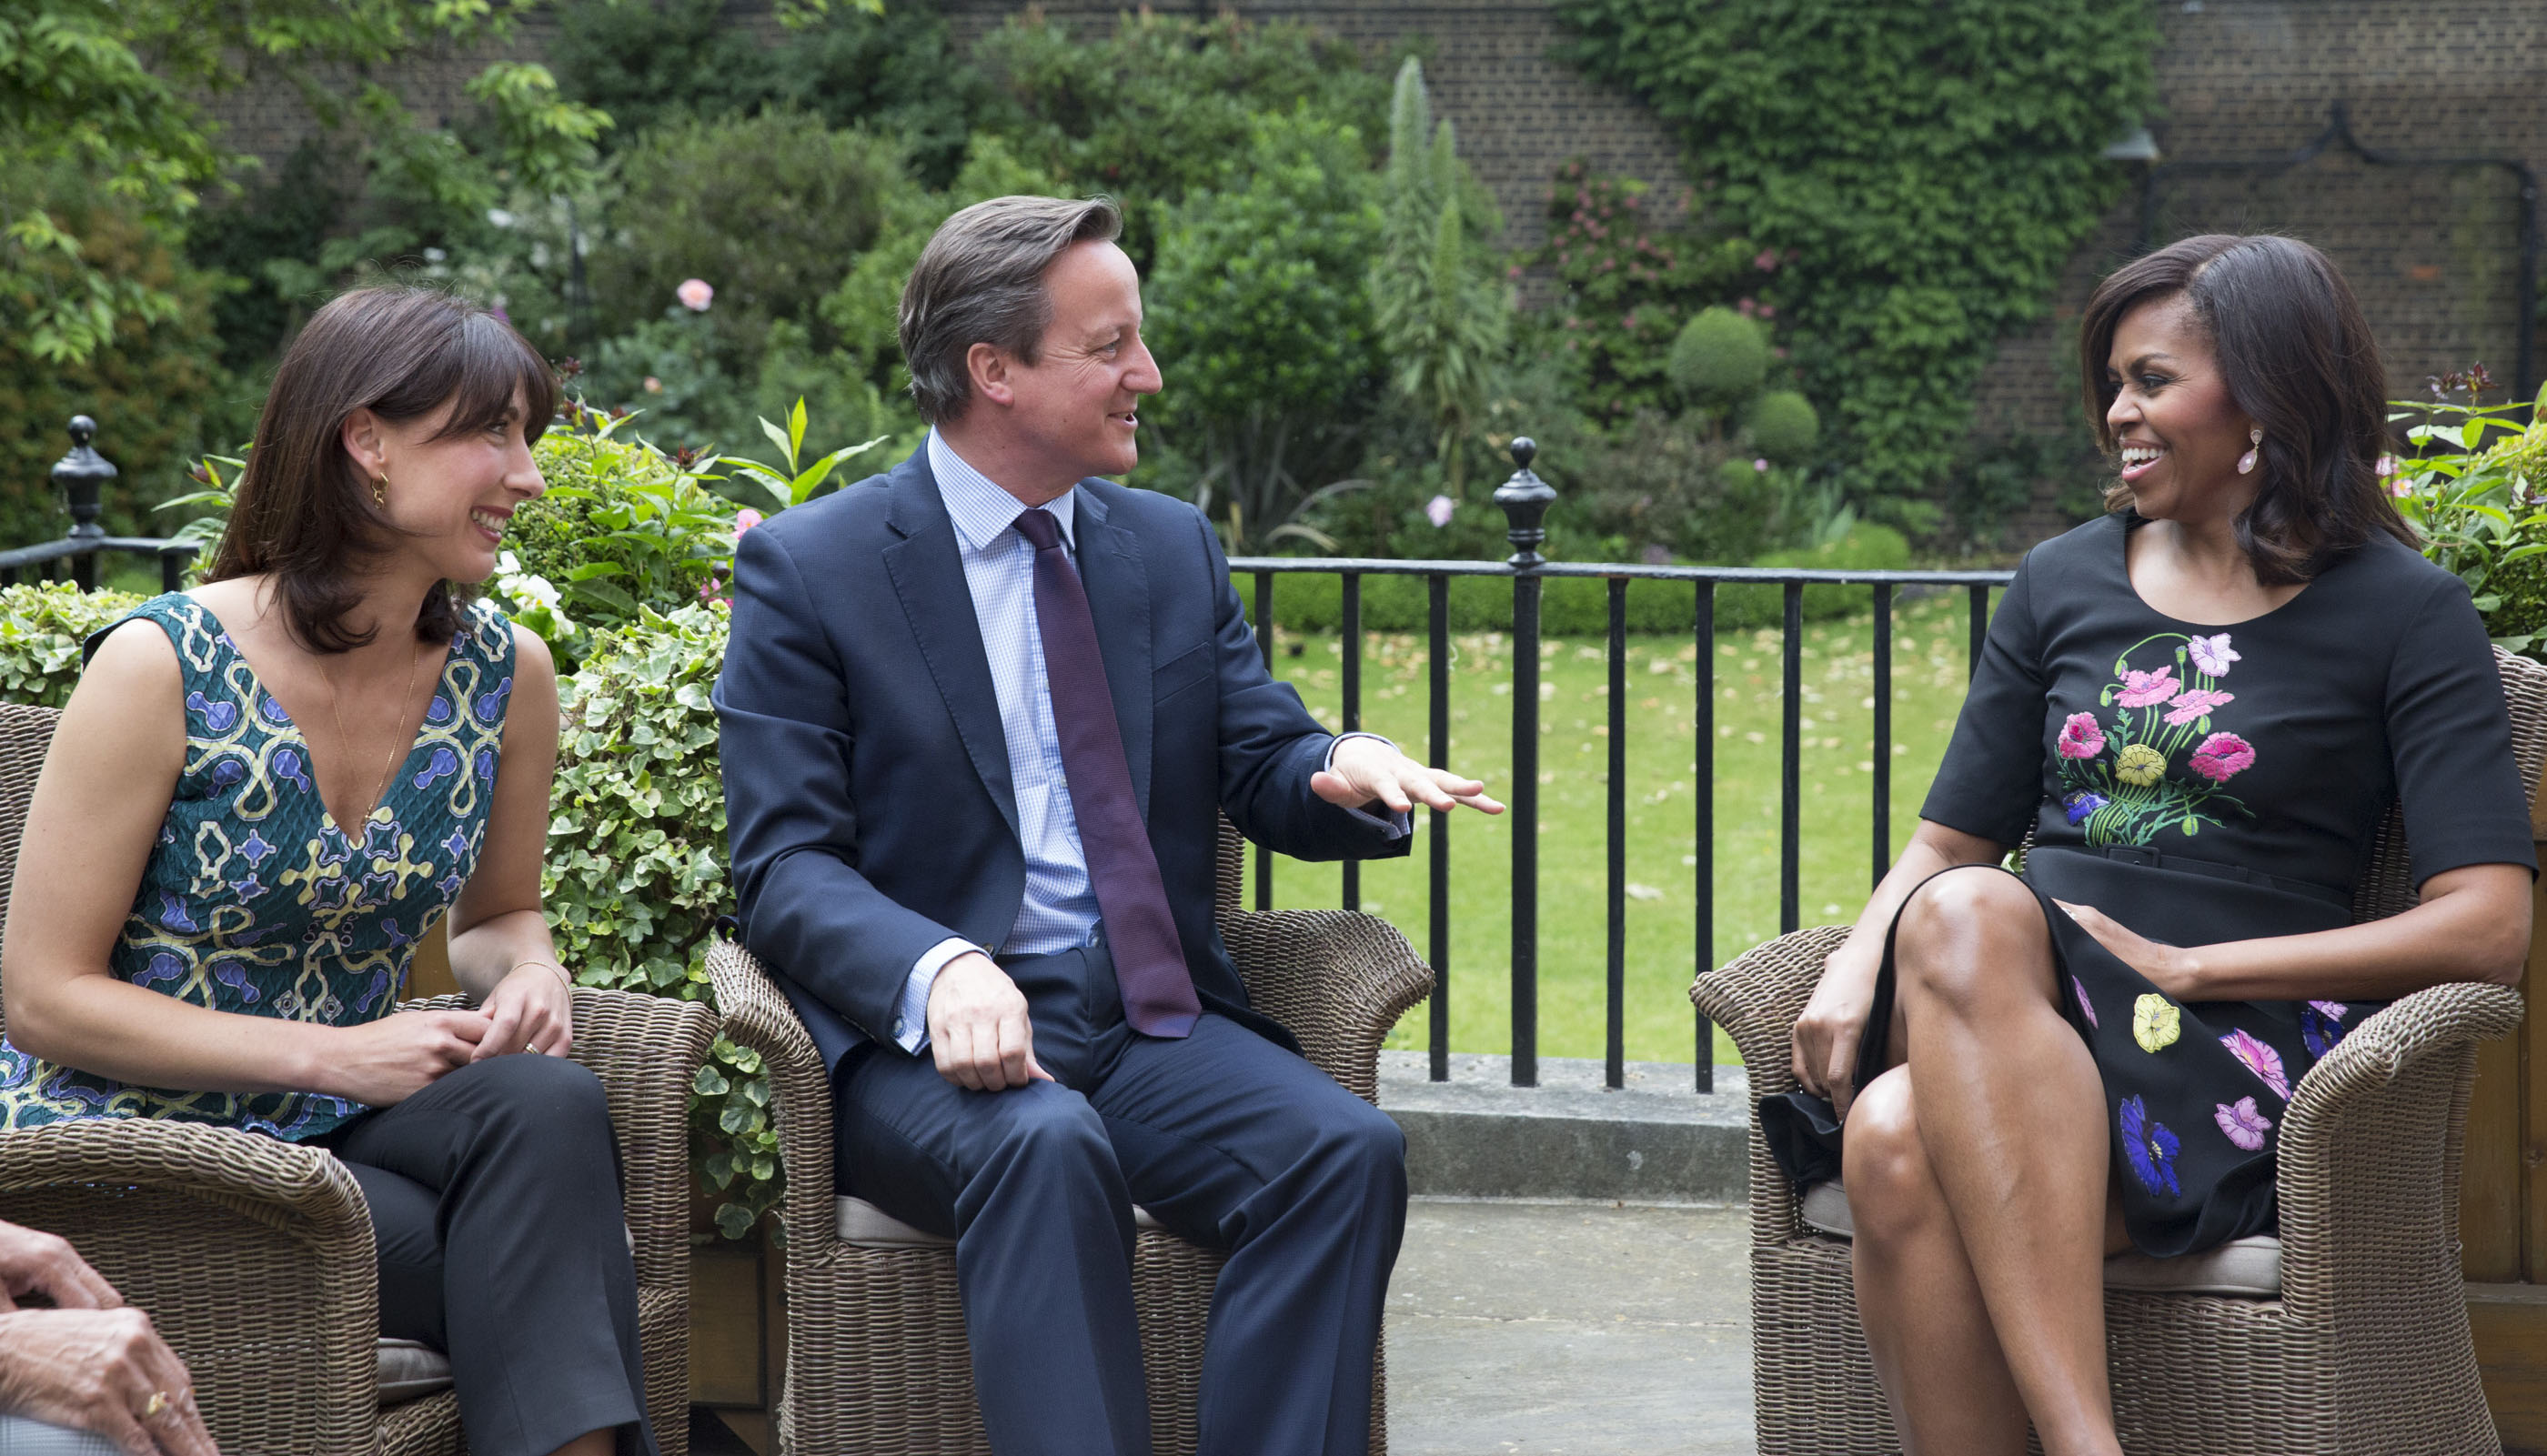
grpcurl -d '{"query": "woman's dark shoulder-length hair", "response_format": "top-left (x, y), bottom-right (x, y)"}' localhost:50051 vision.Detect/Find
top-left (2077, 233), bottom-right (2413, 585)
top-left (210, 286), bottom-right (557, 652)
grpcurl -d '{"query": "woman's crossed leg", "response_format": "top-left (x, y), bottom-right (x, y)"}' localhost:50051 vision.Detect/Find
top-left (1842, 866), bottom-right (2128, 1456)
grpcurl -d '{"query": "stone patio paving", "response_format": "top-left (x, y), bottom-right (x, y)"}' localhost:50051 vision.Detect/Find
top-left (1389, 1199), bottom-right (1757, 1455)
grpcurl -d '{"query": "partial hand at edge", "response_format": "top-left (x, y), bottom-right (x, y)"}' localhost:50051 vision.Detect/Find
top-left (0, 1308), bottom-right (216, 1456)
top-left (1790, 940), bottom-right (1882, 1120)
top-left (0, 1223), bottom-right (118, 1313)
top-left (926, 952), bottom-right (1053, 1093)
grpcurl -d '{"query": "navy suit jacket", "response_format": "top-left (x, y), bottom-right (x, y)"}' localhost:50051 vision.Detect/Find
top-left (714, 447), bottom-right (1410, 1077)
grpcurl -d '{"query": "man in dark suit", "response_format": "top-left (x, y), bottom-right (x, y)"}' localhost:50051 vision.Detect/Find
top-left (714, 195), bottom-right (1500, 1455)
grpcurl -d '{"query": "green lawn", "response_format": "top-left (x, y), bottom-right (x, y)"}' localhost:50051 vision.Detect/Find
top-left (1263, 591), bottom-right (1982, 1067)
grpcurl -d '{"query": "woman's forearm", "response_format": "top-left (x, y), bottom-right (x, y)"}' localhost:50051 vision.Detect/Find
top-left (5, 970), bottom-right (331, 1095)
top-left (2156, 865), bottom-right (2532, 1002)
top-left (446, 907), bottom-right (563, 1000)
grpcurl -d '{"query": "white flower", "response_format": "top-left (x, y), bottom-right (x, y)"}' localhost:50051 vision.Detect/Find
top-left (1425, 494), bottom-right (1455, 527)
top-left (2187, 633), bottom-right (2240, 677)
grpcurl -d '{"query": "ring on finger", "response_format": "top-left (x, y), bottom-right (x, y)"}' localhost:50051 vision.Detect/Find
top-left (143, 1391), bottom-right (172, 1420)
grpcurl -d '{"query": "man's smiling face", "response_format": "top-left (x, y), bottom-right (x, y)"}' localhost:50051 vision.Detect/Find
top-left (1004, 240), bottom-right (1163, 481)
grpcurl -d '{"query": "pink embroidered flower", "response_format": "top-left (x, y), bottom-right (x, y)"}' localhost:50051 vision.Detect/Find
top-left (2220, 1029), bottom-right (2292, 1100)
top-left (2213, 1096), bottom-right (2273, 1151)
top-left (2308, 999), bottom-right (2348, 1021)
top-left (2189, 731), bottom-right (2256, 782)
top-left (2056, 712), bottom-right (2106, 759)
top-left (2186, 633), bottom-right (2240, 677)
top-left (2117, 666), bottom-right (2180, 708)
top-left (677, 277), bottom-right (714, 312)
top-left (2072, 976), bottom-right (2099, 1029)
top-left (2164, 688), bottom-right (2235, 726)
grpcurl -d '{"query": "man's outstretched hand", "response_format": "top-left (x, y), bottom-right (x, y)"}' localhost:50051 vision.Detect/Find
top-left (926, 952), bottom-right (1055, 1092)
top-left (1311, 736), bottom-right (1504, 818)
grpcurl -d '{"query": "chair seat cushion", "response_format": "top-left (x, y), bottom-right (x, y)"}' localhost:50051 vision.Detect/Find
top-left (1796, 1180), bottom-right (2281, 1298)
top-left (378, 1339), bottom-right (453, 1404)
top-left (837, 1195), bottom-right (1168, 1247)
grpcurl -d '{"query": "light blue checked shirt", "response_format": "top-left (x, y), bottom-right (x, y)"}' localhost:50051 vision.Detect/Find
top-left (893, 431), bottom-right (1402, 1051)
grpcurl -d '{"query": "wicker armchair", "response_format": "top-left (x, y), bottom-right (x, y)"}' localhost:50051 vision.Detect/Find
top-left (1699, 647), bottom-right (2547, 1456)
top-left (708, 817), bottom-right (1431, 1455)
top-left (0, 703), bottom-right (717, 1456)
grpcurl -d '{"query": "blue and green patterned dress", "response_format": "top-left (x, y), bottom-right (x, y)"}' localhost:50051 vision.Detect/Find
top-left (0, 593), bottom-right (518, 1140)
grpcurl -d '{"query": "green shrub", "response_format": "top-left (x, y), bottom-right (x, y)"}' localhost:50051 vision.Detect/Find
top-left (2395, 378), bottom-right (2547, 656)
top-left (1717, 522), bottom-right (1911, 631)
top-left (1667, 306), bottom-right (1767, 406)
top-left (1747, 391), bottom-right (1819, 464)
top-left (588, 109), bottom-right (907, 366)
top-left (0, 584), bottom-right (151, 706)
top-left (548, 603), bottom-right (774, 1239)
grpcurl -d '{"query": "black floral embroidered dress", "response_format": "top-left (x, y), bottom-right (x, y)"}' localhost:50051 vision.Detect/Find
top-left (1766, 513), bottom-right (2536, 1258)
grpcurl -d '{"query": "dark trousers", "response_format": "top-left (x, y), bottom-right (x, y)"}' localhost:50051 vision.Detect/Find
top-left (835, 943), bottom-right (1407, 1456)
top-left (318, 1055), bottom-right (656, 1456)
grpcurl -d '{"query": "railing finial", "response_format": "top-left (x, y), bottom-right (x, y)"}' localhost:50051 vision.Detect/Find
top-left (52, 414), bottom-right (115, 541)
top-left (1493, 436), bottom-right (1554, 568)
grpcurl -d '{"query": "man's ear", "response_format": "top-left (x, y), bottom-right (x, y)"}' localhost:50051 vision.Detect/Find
top-left (341, 407), bottom-right (389, 480)
top-left (966, 342), bottom-right (1016, 409)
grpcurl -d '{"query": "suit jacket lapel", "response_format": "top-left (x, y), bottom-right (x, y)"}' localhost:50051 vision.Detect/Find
top-left (880, 453), bottom-right (1021, 842)
top-left (1072, 486), bottom-right (1155, 820)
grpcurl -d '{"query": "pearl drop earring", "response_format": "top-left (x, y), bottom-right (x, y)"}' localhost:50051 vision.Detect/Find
top-left (2237, 428), bottom-right (2261, 476)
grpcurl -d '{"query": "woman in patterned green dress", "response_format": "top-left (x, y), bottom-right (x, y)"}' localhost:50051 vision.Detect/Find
top-left (0, 288), bottom-right (654, 1456)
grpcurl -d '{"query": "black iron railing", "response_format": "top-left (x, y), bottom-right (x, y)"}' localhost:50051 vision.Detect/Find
top-left (0, 417), bottom-right (198, 591)
top-left (1231, 440), bottom-right (2014, 1092)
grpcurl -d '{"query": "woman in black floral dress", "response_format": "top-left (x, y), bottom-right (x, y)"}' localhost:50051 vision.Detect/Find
top-left (1765, 235), bottom-right (2538, 1456)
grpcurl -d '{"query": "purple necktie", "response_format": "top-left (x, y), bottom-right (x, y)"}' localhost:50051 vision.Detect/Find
top-left (1013, 507), bottom-right (1201, 1038)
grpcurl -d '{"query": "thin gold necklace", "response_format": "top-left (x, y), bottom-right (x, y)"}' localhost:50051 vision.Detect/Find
top-left (326, 638), bottom-right (425, 828)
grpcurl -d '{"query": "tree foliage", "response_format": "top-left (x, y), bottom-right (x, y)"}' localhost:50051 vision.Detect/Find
top-left (1556, 0), bottom-right (2158, 511)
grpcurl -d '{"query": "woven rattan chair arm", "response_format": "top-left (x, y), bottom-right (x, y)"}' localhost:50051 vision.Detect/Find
top-left (1222, 909), bottom-right (1431, 1106)
top-left (705, 937), bottom-right (838, 1249)
top-left (0, 1117), bottom-right (371, 1242)
top-left (1689, 925), bottom-right (1849, 1099)
top-left (567, 987), bottom-right (718, 1290)
top-left (2272, 979), bottom-right (2523, 1321)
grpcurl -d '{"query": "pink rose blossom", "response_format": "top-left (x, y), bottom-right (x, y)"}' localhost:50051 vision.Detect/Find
top-left (2188, 731), bottom-right (2256, 782)
top-left (2163, 688), bottom-right (2235, 726)
top-left (2117, 666), bottom-right (2180, 708)
top-left (1754, 249), bottom-right (1779, 271)
top-left (1425, 495), bottom-right (1455, 527)
top-left (2186, 633), bottom-right (2239, 677)
top-left (2056, 712), bottom-right (2106, 759)
top-left (735, 507), bottom-right (764, 535)
top-left (2220, 1029), bottom-right (2292, 1100)
top-left (1752, 458), bottom-right (1769, 473)
top-left (677, 278), bottom-right (714, 311)
top-left (2213, 1096), bottom-right (2273, 1151)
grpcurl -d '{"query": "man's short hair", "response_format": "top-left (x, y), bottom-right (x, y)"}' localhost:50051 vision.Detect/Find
top-left (898, 195), bottom-right (1124, 425)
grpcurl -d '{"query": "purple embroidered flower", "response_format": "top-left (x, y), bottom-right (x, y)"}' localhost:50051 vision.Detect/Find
top-left (2220, 1028), bottom-right (2293, 1100)
top-left (2119, 1095), bottom-right (2181, 1198)
top-left (2118, 666), bottom-right (2180, 708)
top-left (2163, 688), bottom-right (2235, 726)
top-left (2187, 633), bottom-right (2240, 677)
top-left (2062, 789), bottom-right (2109, 825)
top-left (2189, 732), bottom-right (2256, 783)
top-left (2213, 1096), bottom-right (2273, 1151)
top-left (2056, 712), bottom-right (2106, 759)
top-left (2300, 1001), bottom-right (2353, 1058)
top-left (2072, 976), bottom-right (2099, 1029)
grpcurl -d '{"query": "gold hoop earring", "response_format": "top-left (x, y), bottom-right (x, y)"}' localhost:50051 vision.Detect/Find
top-left (371, 474), bottom-right (388, 509)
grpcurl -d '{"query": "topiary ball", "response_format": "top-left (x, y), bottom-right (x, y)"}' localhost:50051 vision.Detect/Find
top-left (1668, 306), bottom-right (1769, 404)
top-left (1747, 390), bottom-right (1819, 464)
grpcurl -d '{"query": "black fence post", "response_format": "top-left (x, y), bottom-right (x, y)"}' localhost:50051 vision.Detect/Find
top-left (52, 416), bottom-right (114, 591)
top-left (1494, 437), bottom-right (1554, 1089)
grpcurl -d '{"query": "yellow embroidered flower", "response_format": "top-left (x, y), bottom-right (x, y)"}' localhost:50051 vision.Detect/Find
top-left (2132, 993), bottom-right (2181, 1052)
top-left (2114, 742), bottom-right (2166, 787)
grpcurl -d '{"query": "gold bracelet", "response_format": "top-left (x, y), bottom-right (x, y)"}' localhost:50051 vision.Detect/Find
top-left (513, 959), bottom-right (573, 989)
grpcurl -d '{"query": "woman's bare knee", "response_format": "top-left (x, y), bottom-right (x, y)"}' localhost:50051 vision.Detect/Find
top-left (1895, 869), bottom-right (2051, 1014)
top-left (1842, 1070), bottom-right (1948, 1246)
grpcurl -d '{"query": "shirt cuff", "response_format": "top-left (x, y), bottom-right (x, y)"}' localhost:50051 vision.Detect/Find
top-left (895, 938), bottom-right (978, 1053)
top-left (1324, 731), bottom-right (1412, 839)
